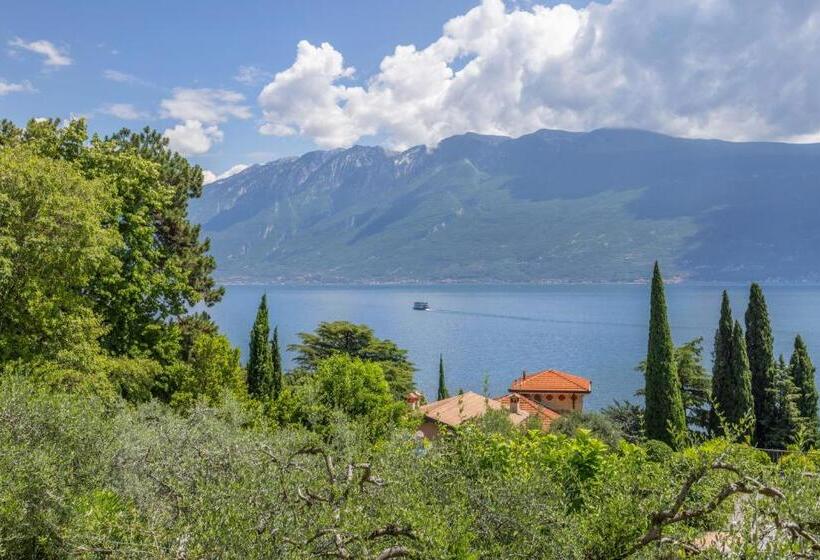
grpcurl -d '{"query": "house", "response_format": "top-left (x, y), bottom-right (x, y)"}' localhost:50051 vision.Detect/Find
top-left (414, 369), bottom-right (592, 439)
top-left (417, 391), bottom-right (529, 439)
top-left (507, 369), bottom-right (591, 413)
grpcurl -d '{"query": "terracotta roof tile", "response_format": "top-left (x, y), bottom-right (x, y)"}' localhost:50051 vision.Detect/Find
top-left (419, 391), bottom-right (530, 427)
top-left (509, 369), bottom-right (591, 393)
top-left (497, 393), bottom-right (561, 430)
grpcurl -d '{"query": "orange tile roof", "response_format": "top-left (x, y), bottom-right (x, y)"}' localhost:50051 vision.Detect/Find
top-left (509, 369), bottom-right (591, 393)
top-left (419, 391), bottom-right (530, 428)
top-left (497, 393), bottom-right (561, 430)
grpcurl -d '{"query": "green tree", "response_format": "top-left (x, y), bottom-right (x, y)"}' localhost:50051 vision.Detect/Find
top-left (745, 283), bottom-right (776, 446)
top-left (764, 356), bottom-right (801, 449)
top-left (790, 335), bottom-right (819, 445)
top-left (636, 337), bottom-right (711, 432)
top-left (289, 321), bottom-right (415, 399)
top-left (0, 144), bottom-right (117, 362)
top-left (247, 295), bottom-right (274, 399)
top-left (710, 296), bottom-right (755, 439)
top-left (437, 354), bottom-right (449, 401)
top-left (271, 325), bottom-right (283, 399)
top-left (643, 262), bottom-right (686, 446)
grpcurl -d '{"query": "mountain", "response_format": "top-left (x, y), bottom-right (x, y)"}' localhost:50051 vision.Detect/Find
top-left (190, 128), bottom-right (820, 283)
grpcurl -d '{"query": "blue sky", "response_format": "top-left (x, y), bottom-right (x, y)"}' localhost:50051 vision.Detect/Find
top-left (3, 0), bottom-right (819, 181)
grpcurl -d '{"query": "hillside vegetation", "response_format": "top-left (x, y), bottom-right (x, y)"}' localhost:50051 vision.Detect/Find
top-left (192, 129), bottom-right (820, 283)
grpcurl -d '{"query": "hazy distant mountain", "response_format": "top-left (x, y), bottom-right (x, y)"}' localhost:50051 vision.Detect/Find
top-left (190, 128), bottom-right (820, 283)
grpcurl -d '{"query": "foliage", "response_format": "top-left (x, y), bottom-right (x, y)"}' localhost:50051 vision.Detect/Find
top-left (602, 400), bottom-right (644, 443)
top-left (763, 356), bottom-right (802, 450)
top-left (2, 375), bottom-right (820, 559)
top-left (289, 321), bottom-right (415, 399)
top-left (790, 335), bottom-right (819, 445)
top-left (247, 295), bottom-right (275, 400)
top-left (643, 262), bottom-right (686, 446)
top-left (745, 283), bottom-right (777, 447)
top-left (437, 353), bottom-right (449, 401)
top-left (271, 326), bottom-right (283, 398)
top-left (550, 411), bottom-right (624, 447)
top-left (710, 293), bottom-right (755, 439)
top-left (635, 337), bottom-right (711, 432)
top-left (0, 143), bottom-right (116, 362)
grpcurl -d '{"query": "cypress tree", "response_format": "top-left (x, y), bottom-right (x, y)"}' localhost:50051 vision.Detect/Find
top-left (765, 355), bottom-right (801, 449)
top-left (710, 291), bottom-right (735, 435)
top-left (789, 334), bottom-right (819, 444)
top-left (729, 321), bottom-right (755, 434)
top-left (270, 326), bottom-right (283, 399)
top-left (247, 295), bottom-right (274, 399)
top-left (644, 262), bottom-right (686, 446)
top-left (437, 354), bottom-right (449, 401)
top-left (745, 283), bottom-right (776, 446)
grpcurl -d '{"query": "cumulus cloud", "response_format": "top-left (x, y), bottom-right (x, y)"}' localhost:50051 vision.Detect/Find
top-left (202, 163), bottom-right (250, 185)
top-left (161, 88), bottom-right (251, 123)
top-left (0, 80), bottom-right (34, 95)
top-left (9, 37), bottom-right (72, 67)
top-left (98, 103), bottom-right (147, 120)
top-left (258, 0), bottom-right (820, 148)
top-left (164, 120), bottom-right (224, 155)
top-left (160, 88), bottom-right (251, 155)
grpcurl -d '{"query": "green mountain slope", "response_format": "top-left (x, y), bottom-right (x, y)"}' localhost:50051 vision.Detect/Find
top-left (190, 129), bottom-right (820, 283)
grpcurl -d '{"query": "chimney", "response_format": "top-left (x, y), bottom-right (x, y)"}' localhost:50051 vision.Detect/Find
top-left (509, 394), bottom-right (520, 414)
top-left (522, 369), bottom-right (527, 380)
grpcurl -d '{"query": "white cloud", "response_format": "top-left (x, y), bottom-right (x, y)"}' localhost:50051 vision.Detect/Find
top-left (234, 65), bottom-right (271, 85)
top-left (161, 88), bottom-right (251, 123)
top-left (0, 80), bottom-right (34, 95)
top-left (202, 163), bottom-right (250, 185)
top-left (9, 37), bottom-right (72, 67)
top-left (164, 120), bottom-right (224, 155)
top-left (160, 88), bottom-right (251, 155)
top-left (102, 69), bottom-right (152, 87)
top-left (98, 103), bottom-right (147, 120)
top-left (258, 0), bottom-right (820, 149)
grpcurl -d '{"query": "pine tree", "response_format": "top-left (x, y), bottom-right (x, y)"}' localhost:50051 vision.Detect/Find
top-left (745, 283), bottom-right (776, 446)
top-left (790, 334), bottom-right (819, 445)
top-left (437, 354), bottom-right (449, 401)
top-left (247, 295), bottom-right (274, 399)
top-left (644, 262), bottom-right (686, 446)
top-left (270, 326), bottom-right (283, 399)
top-left (765, 355), bottom-right (801, 449)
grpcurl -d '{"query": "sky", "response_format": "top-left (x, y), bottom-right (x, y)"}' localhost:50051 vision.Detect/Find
top-left (3, 0), bottom-right (820, 182)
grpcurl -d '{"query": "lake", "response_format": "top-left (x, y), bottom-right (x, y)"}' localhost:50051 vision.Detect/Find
top-left (206, 284), bottom-right (820, 410)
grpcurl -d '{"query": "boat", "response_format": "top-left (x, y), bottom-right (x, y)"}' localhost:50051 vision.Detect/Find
top-left (413, 301), bottom-right (430, 311)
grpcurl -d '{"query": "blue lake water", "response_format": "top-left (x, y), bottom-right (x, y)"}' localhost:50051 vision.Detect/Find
top-left (207, 284), bottom-right (820, 410)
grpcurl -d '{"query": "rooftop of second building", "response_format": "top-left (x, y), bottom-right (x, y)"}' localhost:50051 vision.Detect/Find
top-left (509, 369), bottom-right (592, 393)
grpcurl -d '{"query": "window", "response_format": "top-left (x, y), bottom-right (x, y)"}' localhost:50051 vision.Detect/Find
top-left (558, 394), bottom-right (566, 401)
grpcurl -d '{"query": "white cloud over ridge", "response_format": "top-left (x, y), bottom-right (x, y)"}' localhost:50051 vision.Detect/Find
top-left (203, 163), bottom-right (250, 185)
top-left (258, 0), bottom-right (820, 149)
top-left (9, 37), bottom-right (72, 67)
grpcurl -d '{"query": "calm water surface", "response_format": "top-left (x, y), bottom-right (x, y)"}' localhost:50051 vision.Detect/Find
top-left (207, 284), bottom-right (820, 410)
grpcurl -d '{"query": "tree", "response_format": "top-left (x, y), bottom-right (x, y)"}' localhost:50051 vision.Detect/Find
top-left (710, 295), bottom-right (755, 439)
top-left (271, 326), bottom-right (283, 399)
top-left (764, 356), bottom-right (801, 450)
top-left (289, 321), bottom-right (415, 399)
top-left (437, 354), bottom-right (449, 401)
top-left (745, 283), bottom-right (776, 446)
top-left (0, 144), bottom-right (117, 362)
top-left (247, 295), bottom-right (274, 399)
top-left (635, 337), bottom-right (711, 432)
top-left (643, 262), bottom-right (686, 446)
top-left (789, 334), bottom-right (819, 445)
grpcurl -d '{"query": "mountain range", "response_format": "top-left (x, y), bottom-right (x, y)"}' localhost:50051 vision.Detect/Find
top-left (190, 128), bottom-right (820, 283)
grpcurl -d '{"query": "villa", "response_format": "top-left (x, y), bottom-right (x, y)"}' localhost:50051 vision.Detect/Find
top-left (415, 369), bottom-right (592, 439)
